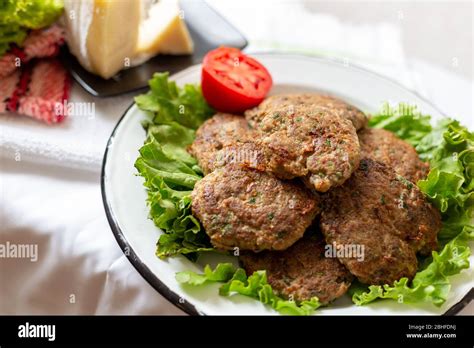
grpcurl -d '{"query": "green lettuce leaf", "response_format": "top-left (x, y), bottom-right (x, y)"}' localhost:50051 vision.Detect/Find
top-left (355, 103), bottom-right (474, 307)
top-left (368, 102), bottom-right (432, 146)
top-left (176, 263), bottom-right (321, 315)
top-left (175, 263), bottom-right (238, 286)
top-left (14, 0), bottom-right (63, 29)
top-left (0, 23), bottom-right (27, 55)
top-left (135, 72), bottom-right (214, 130)
top-left (135, 74), bottom-right (215, 261)
top-left (0, 0), bottom-right (63, 56)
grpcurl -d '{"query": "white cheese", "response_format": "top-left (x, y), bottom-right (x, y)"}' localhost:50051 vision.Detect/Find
top-left (135, 0), bottom-right (194, 56)
top-left (64, 0), bottom-right (141, 79)
top-left (63, 0), bottom-right (194, 79)
top-left (86, 0), bottom-right (142, 79)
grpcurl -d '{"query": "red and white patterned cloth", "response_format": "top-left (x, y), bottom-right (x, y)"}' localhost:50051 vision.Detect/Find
top-left (0, 25), bottom-right (70, 124)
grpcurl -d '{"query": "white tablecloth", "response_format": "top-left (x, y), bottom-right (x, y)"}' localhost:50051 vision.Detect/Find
top-left (1, 0), bottom-right (472, 315)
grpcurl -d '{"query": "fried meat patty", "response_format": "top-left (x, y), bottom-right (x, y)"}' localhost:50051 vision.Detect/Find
top-left (359, 128), bottom-right (429, 182)
top-left (245, 95), bottom-right (361, 192)
top-left (240, 235), bottom-right (353, 304)
top-left (191, 165), bottom-right (320, 251)
top-left (246, 94), bottom-right (368, 130)
top-left (320, 159), bottom-right (441, 285)
top-left (188, 113), bottom-right (252, 175)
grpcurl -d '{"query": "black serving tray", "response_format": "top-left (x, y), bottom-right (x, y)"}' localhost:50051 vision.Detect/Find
top-left (60, 0), bottom-right (247, 97)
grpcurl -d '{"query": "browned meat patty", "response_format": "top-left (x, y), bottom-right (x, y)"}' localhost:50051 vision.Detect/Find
top-left (246, 93), bottom-right (368, 131)
top-left (191, 165), bottom-right (320, 251)
top-left (245, 95), bottom-right (361, 192)
top-left (359, 128), bottom-right (430, 182)
top-left (188, 113), bottom-right (252, 175)
top-left (240, 235), bottom-right (353, 304)
top-left (320, 159), bottom-right (441, 285)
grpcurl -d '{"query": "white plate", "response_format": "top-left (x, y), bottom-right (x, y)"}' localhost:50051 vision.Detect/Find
top-left (101, 54), bottom-right (473, 315)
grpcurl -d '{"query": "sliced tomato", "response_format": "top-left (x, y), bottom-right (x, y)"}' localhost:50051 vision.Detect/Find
top-left (201, 47), bottom-right (273, 113)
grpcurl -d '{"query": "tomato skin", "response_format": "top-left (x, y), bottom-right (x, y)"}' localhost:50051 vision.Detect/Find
top-left (201, 47), bottom-right (272, 113)
top-left (201, 68), bottom-right (265, 113)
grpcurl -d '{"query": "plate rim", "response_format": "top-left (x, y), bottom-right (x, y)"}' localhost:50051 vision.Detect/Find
top-left (101, 52), bottom-right (473, 316)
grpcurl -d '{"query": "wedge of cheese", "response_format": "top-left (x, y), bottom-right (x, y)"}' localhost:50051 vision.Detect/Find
top-left (136, 0), bottom-right (194, 56)
top-left (63, 0), bottom-right (141, 79)
top-left (87, 0), bottom-right (143, 79)
top-left (63, 0), bottom-right (194, 79)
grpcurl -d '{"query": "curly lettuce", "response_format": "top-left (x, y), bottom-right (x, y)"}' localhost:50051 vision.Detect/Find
top-left (135, 73), bottom-right (215, 261)
top-left (355, 103), bottom-right (474, 307)
top-left (176, 263), bottom-right (321, 315)
top-left (0, 0), bottom-right (63, 56)
top-left (135, 72), bottom-right (214, 130)
top-left (368, 103), bottom-right (433, 146)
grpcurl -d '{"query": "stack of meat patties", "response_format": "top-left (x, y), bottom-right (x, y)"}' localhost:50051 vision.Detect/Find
top-left (188, 94), bottom-right (441, 305)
